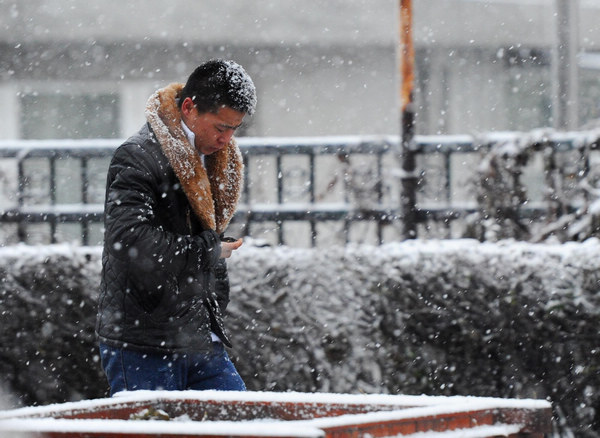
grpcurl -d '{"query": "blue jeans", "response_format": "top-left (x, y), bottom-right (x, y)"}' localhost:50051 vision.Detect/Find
top-left (99, 342), bottom-right (246, 396)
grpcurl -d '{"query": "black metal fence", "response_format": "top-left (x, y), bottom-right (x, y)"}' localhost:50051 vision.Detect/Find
top-left (0, 131), bottom-right (597, 246)
top-left (0, 137), bottom-right (398, 246)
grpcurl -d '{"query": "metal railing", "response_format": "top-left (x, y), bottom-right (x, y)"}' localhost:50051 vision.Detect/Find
top-left (0, 136), bottom-right (397, 246)
top-left (1, 131), bottom-right (597, 246)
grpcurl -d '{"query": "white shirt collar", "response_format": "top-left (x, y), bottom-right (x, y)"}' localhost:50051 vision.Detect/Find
top-left (181, 120), bottom-right (205, 164)
top-left (181, 120), bottom-right (195, 147)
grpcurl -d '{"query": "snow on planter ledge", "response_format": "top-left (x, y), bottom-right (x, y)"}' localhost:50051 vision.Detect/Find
top-left (0, 390), bottom-right (552, 437)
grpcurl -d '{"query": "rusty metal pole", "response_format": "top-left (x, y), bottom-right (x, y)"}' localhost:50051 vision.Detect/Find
top-left (399, 0), bottom-right (418, 238)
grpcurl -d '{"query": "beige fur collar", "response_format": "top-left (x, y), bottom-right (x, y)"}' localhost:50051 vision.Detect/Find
top-left (144, 83), bottom-right (243, 234)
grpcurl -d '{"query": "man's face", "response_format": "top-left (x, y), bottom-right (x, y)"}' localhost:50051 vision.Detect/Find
top-left (181, 97), bottom-right (245, 155)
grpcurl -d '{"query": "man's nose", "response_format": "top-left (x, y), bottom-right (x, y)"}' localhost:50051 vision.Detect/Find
top-left (218, 131), bottom-right (234, 144)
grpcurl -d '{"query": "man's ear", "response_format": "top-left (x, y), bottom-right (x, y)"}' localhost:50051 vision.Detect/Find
top-left (180, 97), bottom-right (195, 118)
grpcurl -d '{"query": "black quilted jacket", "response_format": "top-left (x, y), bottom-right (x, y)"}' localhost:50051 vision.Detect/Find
top-left (95, 124), bottom-right (233, 353)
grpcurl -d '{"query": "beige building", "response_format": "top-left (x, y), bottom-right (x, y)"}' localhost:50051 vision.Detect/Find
top-left (1, 0), bottom-right (600, 141)
top-left (0, 0), bottom-right (398, 140)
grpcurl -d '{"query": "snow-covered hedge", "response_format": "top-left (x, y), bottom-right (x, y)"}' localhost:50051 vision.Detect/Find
top-left (1, 239), bottom-right (599, 437)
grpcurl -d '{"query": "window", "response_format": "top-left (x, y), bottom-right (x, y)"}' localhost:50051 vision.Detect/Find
top-left (20, 92), bottom-right (120, 139)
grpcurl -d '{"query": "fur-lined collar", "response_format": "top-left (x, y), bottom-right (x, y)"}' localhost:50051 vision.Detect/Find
top-left (145, 83), bottom-right (243, 234)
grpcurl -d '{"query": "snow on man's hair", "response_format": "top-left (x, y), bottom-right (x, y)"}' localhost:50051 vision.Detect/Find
top-left (182, 59), bottom-right (257, 116)
top-left (219, 59), bottom-right (257, 115)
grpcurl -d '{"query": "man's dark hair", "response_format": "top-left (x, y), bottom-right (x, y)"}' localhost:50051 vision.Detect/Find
top-left (179, 59), bottom-right (257, 116)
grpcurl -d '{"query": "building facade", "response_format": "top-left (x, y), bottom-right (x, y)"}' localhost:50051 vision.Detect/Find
top-left (1, 0), bottom-right (600, 140)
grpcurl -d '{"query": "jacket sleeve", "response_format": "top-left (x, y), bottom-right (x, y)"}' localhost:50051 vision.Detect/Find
top-left (103, 143), bottom-right (221, 281)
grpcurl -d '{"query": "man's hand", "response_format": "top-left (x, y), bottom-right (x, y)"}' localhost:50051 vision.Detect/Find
top-left (220, 238), bottom-right (243, 259)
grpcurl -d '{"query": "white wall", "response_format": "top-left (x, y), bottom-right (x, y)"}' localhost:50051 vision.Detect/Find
top-left (2, 0), bottom-right (600, 138)
top-left (0, 85), bottom-right (19, 139)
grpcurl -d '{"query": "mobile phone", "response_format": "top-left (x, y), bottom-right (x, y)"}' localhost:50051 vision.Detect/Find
top-left (220, 236), bottom-right (238, 243)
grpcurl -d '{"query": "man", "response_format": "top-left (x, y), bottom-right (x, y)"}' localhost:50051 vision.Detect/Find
top-left (96, 59), bottom-right (256, 395)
